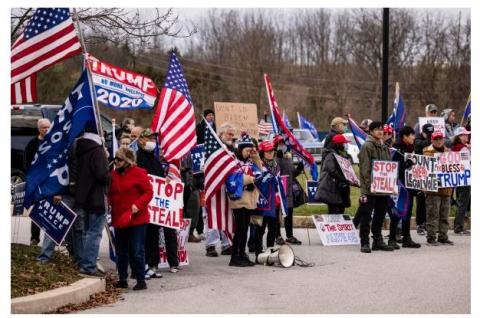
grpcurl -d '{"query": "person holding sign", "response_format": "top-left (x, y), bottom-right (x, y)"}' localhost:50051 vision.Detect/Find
top-left (389, 126), bottom-right (421, 248)
top-left (423, 131), bottom-right (454, 246)
top-left (315, 134), bottom-right (351, 214)
top-left (357, 121), bottom-right (395, 253)
top-left (109, 148), bottom-right (153, 290)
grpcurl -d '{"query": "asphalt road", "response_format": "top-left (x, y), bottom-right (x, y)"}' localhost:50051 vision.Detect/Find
top-left (11, 217), bottom-right (470, 314)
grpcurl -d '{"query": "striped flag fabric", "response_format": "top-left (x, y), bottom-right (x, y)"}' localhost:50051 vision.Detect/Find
top-left (150, 52), bottom-right (197, 162)
top-left (204, 121), bottom-right (238, 235)
top-left (347, 114), bottom-right (367, 148)
top-left (11, 8), bottom-right (82, 84)
top-left (11, 74), bottom-right (37, 104)
top-left (258, 120), bottom-right (273, 135)
top-left (264, 74), bottom-right (318, 181)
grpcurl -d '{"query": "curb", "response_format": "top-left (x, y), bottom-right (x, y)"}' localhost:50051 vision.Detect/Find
top-left (11, 278), bottom-right (105, 314)
top-left (292, 216), bottom-right (466, 230)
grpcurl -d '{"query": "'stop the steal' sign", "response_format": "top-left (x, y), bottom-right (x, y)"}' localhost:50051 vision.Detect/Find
top-left (404, 153), bottom-right (438, 192)
top-left (370, 160), bottom-right (399, 194)
top-left (148, 174), bottom-right (184, 230)
top-left (434, 149), bottom-right (471, 188)
top-left (87, 54), bottom-right (158, 109)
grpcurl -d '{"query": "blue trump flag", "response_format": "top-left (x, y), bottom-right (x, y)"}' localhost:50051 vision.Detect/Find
top-left (283, 111), bottom-right (293, 130)
top-left (387, 83), bottom-right (406, 135)
top-left (24, 69), bottom-right (97, 208)
top-left (461, 96), bottom-right (471, 126)
top-left (297, 112), bottom-right (319, 140)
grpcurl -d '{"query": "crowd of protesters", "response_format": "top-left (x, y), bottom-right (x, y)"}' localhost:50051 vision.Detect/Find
top-left (23, 102), bottom-right (470, 289)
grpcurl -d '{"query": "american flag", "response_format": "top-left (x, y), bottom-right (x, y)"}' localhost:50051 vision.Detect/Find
top-left (258, 120), bottom-right (273, 135)
top-left (11, 74), bottom-right (37, 104)
top-left (151, 52), bottom-right (196, 162)
top-left (204, 122), bottom-right (238, 235)
top-left (11, 8), bottom-right (82, 84)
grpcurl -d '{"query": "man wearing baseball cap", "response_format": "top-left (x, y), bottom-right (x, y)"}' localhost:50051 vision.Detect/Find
top-left (423, 131), bottom-right (454, 246)
top-left (413, 104), bottom-right (438, 137)
top-left (322, 117), bottom-right (348, 161)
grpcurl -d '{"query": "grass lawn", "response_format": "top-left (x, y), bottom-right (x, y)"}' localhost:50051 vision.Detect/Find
top-left (11, 243), bottom-right (81, 298)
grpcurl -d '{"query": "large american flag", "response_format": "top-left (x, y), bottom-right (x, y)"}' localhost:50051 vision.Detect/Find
top-left (258, 120), bottom-right (273, 135)
top-left (11, 8), bottom-right (82, 84)
top-left (11, 74), bottom-right (37, 104)
top-left (204, 122), bottom-right (238, 235)
top-left (151, 52), bottom-right (197, 162)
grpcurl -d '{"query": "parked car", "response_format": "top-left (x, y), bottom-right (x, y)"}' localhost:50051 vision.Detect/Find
top-left (267, 128), bottom-right (323, 163)
top-left (11, 104), bottom-right (113, 186)
top-left (319, 133), bottom-right (359, 164)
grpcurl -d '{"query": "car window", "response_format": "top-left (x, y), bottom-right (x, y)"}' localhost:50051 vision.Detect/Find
top-left (294, 130), bottom-right (314, 141)
top-left (11, 108), bottom-right (42, 129)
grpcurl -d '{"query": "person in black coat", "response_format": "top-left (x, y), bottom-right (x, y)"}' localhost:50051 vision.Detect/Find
top-left (75, 130), bottom-right (110, 277)
top-left (196, 109), bottom-right (216, 144)
top-left (315, 134), bottom-right (351, 214)
top-left (322, 117), bottom-right (348, 161)
top-left (389, 126), bottom-right (421, 248)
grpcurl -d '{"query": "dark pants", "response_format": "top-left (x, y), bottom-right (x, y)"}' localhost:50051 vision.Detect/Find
top-left (162, 226), bottom-right (179, 267)
top-left (145, 224), bottom-right (160, 268)
top-left (353, 207), bottom-right (361, 228)
top-left (115, 224), bottom-right (146, 282)
top-left (454, 186), bottom-right (471, 231)
top-left (232, 208), bottom-right (252, 257)
top-left (389, 193), bottom-right (414, 241)
top-left (184, 187), bottom-right (200, 235)
top-left (328, 204), bottom-right (345, 214)
top-left (416, 192), bottom-right (427, 226)
top-left (277, 207), bottom-right (294, 238)
top-left (247, 224), bottom-right (256, 250)
top-left (357, 195), bottom-right (389, 245)
top-left (31, 222), bottom-right (40, 242)
top-left (255, 216), bottom-right (277, 255)
top-left (196, 207), bottom-right (204, 235)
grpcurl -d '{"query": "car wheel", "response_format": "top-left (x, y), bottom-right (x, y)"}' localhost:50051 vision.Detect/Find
top-left (11, 169), bottom-right (25, 186)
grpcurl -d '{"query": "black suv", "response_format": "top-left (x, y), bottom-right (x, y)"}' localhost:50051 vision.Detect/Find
top-left (11, 104), bottom-right (114, 186)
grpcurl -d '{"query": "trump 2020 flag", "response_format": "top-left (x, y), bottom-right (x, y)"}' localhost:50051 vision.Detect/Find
top-left (24, 69), bottom-right (97, 208)
top-left (297, 112), bottom-right (319, 140)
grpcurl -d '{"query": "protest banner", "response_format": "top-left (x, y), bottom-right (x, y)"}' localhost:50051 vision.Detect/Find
top-left (158, 218), bottom-right (191, 268)
top-left (404, 153), bottom-right (438, 192)
top-left (214, 102), bottom-right (259, 139)
top-left (12, 182), bottom-right (26, 216)
top-left (311, 214), bottom-right (360, 246)
top-left (148, 174), bottom-right (184, 230)
top-left (333, 154), bottom-right (360, 186)
top-left (191, 144), bottom-right (206, 174)
top-left (306, 180), bottom-right (321, 205)
top-left (87, 54), bottom-right (158, 110)
top-left (29, 197), bottom-right (77, 245)
top-left (434, 149), bottom-right (471, 187)
top-left (370, 160), bottom-right (399, 194)
top-left (418, 117), bottom-right (446, 135)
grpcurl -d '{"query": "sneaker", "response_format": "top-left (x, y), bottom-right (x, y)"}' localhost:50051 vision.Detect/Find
top-left (79, 270), bottom-right (105, 278)
top-left (221, 246), bottom-right (233, 255)
top-left (113, 280), bottom-right (128, 289)
top-left (285, 236), bottom-right (302, 245)
top-left (275, 237), bottom-right (285, 245)
top-left (169, 267), bottom-right (180, 273)
top-left (402, 238), bottom-right (421, 248)
top-left (438, 238), bottom-right (454, 245)
top-left (427, 238), bottom-right (439, 246)
top-left (30, 239), bottom-right (40, 246)
top-left (198, 233), bottom-right (206, 241)
top-left (229, 255), bottom-right (248, 267)
top-left (149, 267), bottom-right (162, 278)
top-left (416, 225), bottom-right (426, 236)
top-left (360, 244), bottom-right (371, 253)
top-left (388, 240), bottom-right (401, 250)
top-left (188, 234), bottom-right (201, 243)
top-left (206, 246), bottom-right (219, 257)
top-left (132, 281), bottom-right (147, 290)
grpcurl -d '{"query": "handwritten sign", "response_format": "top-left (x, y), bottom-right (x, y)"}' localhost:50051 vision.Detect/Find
top-left (29, 197), bottom-right (77, 245)
top-left (158, 218), bottom-right (191, 268)
top-left (404, 154), bottom-right (438, 192)
top-left (418, 117), bottom-right (446, 136)
top-left (12, 182), bottom-right (26, 216)
top-left (148, 174), bottom-right (184, 230)
top-left (191, 144), bottom-right (205, 174)
top-left (312, 214), bottom-right (360, 246)
top-left (434, 150), bottom-right (471, 187)
top-left (334, 154), bottom-right (360, 186)
top-left (214, 102), bottom-right (259, 139)
top-left (370, 160), bottom-right (399, 194)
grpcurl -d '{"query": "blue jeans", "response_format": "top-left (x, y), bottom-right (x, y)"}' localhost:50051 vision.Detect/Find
top-left (206, 228), bottom-right (230, 250)
top-left (37, 235), bottom-right (56, 262)
top-left (114, 224), bottom-right (146, 282)
top-left (80, 212), bottom-right (106, 273)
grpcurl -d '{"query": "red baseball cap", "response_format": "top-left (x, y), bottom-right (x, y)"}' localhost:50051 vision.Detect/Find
top-left (431, 131), bottom-right (444, 140)
top-left (383, 124), bottom-right (393, 134)
top-left (332, 134), bottom-right (350, 144)
top-left (258, 140), bottom-right (275, 152)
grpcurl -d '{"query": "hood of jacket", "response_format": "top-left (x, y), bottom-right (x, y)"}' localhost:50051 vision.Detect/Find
top-left (76, 137), bottom-right (102, 157)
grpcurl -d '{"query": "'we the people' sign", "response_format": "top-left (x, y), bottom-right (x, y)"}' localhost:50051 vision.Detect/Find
top-left (148, 175), bottom-right (184, 230)
top-left (370, 160), bottom-right (399, 195)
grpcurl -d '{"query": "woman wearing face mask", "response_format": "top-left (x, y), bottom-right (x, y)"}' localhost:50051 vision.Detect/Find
top-left (315, 134), bottom-right (351, 214)
top-left (109, 147), bottom-right (153, 290)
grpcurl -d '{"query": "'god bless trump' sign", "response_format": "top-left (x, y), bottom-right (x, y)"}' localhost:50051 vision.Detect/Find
top-left (148, 175), bottom-right (184, 230)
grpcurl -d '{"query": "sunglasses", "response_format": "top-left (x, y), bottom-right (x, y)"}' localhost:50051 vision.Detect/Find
top-left (114, 157), bottom-right (124, 162)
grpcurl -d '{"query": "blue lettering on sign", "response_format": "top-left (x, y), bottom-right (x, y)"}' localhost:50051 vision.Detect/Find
top-left (155, 197), bottom-right (170, 209)
top-left (437, 170), bottom-right (471, 187)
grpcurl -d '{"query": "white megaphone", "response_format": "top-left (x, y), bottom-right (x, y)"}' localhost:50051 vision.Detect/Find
top-left (256, 245), bottom-right (295, 268)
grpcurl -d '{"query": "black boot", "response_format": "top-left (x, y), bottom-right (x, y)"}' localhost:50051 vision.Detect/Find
top-left (240, 253), bottom-right (255, 266)
top-left (229, 255), bottom-right (248, 267)
top-left (133, 281), bottom-right (147, 290)
top-left (388, 239), bottom-right (401, 250)
top-left (372, 237), bottom-right (395, 251)
top-left (360, 243), bottom-right (371, 253)
top-left (113, 280), bottom-right (128, 289)
top-left (402, 237), bottom-right (421, 248)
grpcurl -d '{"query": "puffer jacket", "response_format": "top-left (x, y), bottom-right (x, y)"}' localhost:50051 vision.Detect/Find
top-left (358, 135), bottom-right (391, 196)
top-left (423, 144), bottom-right (453, 197)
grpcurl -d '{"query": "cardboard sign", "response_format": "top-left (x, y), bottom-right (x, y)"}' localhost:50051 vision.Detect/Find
top-left (87, 54), bottom-right (157, 109)
top-left (191, 144), bottom-right (205, 174)
top-left (404, 153), bottom-right (438, 192)
top-left (434, 150), bottom-right (471, 187)
top-left (334, 154), bottom-right (360, 186)
top-left (158, 218), bottom-right (191, 268)
top-left (29, 197), bottom-right (77, 245)
top-left (312, 214), bottom-right (360, 246)
top-left (214, 102), bottom-right (259, 139)
top-left (12, 182), bottom-right (26, 216)
top-left (418, 117), bottom-right (446, 136)
top-left (148, 174), bottom-right (184, 230)
top-left (370, 160), bottom-right (399, 194)
top-left (306, 180), bottom-right (322, 205)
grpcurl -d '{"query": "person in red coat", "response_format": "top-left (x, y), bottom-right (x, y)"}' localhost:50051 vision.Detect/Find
top-left (109, 147), bottom-right (153, 290)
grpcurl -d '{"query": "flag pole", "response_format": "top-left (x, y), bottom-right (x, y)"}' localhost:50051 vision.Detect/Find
top-left (297, 112), bottom-right (301, 129)
top-left (72, 8), bottom-right (104, 141)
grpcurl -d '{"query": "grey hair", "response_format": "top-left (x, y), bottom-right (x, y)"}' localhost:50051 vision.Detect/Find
top-left (37, 118), bottom-right (51, 129)
top-left (218, 123), bottom-right (235, 138)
